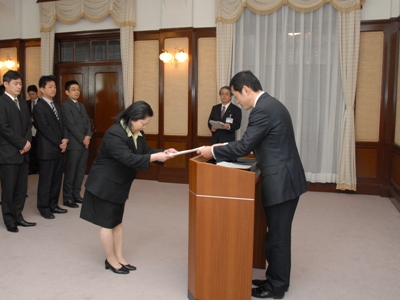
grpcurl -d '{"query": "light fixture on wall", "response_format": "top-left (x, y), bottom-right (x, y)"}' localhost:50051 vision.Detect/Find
top-left (0, 56), bottom-right (16, 70)
top-left (159, 48), bottom-right (188, 65)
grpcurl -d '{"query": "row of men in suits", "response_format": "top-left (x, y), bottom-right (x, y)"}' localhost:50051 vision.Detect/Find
top-left (0, 71), bottom-right (91, 232)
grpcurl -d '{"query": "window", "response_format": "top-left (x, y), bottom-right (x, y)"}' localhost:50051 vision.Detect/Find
top-left (60, 39), bottom-right (120, 62)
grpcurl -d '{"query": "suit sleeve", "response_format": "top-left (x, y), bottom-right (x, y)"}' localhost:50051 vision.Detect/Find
top-left (214, 105), bottom-right (269, 161)
top-left (33, 102), bottom-right (63, 147)
top-left (61, 103), bottom-right (85, 143)
top-left (207, 106), bottom-right (215, 131)
top-left (102, 127), bottom-right (154, 171)
top-left (0, 99), bottom-right (31, 149)
top-left (227, 104), bottom-right (242, 132)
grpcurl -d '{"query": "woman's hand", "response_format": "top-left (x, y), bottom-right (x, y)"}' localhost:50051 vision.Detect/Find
top-left (150, 148), bottom-right (178, 162)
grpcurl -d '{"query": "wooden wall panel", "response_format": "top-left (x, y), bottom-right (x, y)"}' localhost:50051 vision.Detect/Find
top-left (392, 150), bottom-right (400, 187)
top-left (134, 40), bottom-right (160, 134)
top-left (25, 46), bottom-right (41, 99)
top-left (0, 47), bottom-right (17, 83)
top-left (355, 31), bottom-right (384, 142)
top-left (356, 148), bottom-right (378, 178)
top-left (164, 37), bottom-right (189, 136)
top-left (395, 38), bottom-right (400, 146)
top-left (197, 37), bottom-right (216, 137)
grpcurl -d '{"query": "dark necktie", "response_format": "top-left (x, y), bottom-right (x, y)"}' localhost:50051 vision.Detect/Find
top-left (75, 101), bottom-right (80, 111)
top-left (221, 105), bottom-right (226, 118)
top-left (14, 99), bottom-right (20, 110)
top-left (50, 102), bottom-right (59, 120)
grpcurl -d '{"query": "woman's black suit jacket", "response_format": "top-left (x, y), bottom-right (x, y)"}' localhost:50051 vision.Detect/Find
top-left (85, 123), bottom-right (162, 204)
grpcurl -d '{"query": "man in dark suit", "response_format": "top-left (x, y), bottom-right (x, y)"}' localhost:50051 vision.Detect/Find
top-left (33, 75), bottom-right (69, 219)
top-left (0, 70), bottom-right (36, 232)
top-left (208, 86), bottom-right (242, 144)
top-left (26, 85), bottom-right (41, 175)
top-left (198, 71), bottom-right (307, 299)
top-left (61, 80), bottom-right (91, 208)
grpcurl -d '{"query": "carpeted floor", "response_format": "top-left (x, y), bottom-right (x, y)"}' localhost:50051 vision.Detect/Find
top-left (0, 175), bottom-right (399, 300)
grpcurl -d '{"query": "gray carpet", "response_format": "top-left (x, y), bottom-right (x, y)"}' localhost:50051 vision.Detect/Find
top-left (0, 175), bottom-right (399, 300)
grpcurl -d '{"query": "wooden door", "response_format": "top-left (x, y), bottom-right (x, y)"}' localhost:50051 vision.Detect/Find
top-left (56, 64), bottom-right (123, 171)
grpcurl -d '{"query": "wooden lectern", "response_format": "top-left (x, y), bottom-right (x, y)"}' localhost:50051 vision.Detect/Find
top-left (188, 155), bottom-right (266, 300)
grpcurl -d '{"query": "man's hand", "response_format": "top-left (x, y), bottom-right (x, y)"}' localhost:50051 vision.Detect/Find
top-left (83, 136), bottom-right (91, 149)
top-left (20, 141), bottom-right (31, 154)
top-left (197, 146), bottom-right (213, 158)
top-left (60, 139), bottom-right (68, 153)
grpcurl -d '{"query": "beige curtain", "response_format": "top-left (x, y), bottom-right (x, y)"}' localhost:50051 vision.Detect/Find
top-left (120, 25), bottom-right (134, 107)
top-left (216, 0), bottom-right (364, 190)
top-left (40, 29), bottom-right (55, 76)
top-left (216, 22), bottom-right (234, 93)
top-left (38, 0), bottom-right (136, 107)
top-left (336, 9), bottom-right (360, 191)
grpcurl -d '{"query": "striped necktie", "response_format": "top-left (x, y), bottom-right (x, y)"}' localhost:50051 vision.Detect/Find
top-left (50, 102), bottom-right (59, 120)
top-left (14, 98), bottom-right (20, 110)
top-left (221, 105), bottom-right (226, 118)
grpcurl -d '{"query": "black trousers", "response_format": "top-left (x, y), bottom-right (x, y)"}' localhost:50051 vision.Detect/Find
top-left (37, 157), bottom-right (63, 213)
top-left (29, 136), bottom-right (39, 173)
top-left (0, 162), bottom-right (29, 226)
top-left (263, 197), bottom-right (299, 295)
top-left (63, 148), bottom-right (88, 202)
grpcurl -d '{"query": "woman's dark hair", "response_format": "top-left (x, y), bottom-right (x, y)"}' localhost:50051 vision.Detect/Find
top-left (229, 70), bottom-right (263, 93)
top-left (115, 100), bottom-right (153, 124)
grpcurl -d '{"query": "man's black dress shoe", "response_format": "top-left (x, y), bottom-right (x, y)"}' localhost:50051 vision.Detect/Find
top-left (51, 207), bottom-right (68, 214)
top-left (40, 211), bottom-right (55, 219)
top-left (105, 260), bottom-right (129, 274)
top-left (74, 197), bottom-right (83, 204)
top-left (63, 201), bottom-right (78, 208)
top-left (6, 225), bottom-right (19, 233)
top-left (252, 279), bottom-right (289, 292)
top-left (252, 287), bottom-right (284, 299)
top-left (17, 220), bottom-right (37, 227)
top-left (252, 279), bottom-right (267, 287)
top-left (120, 263), bottom-right (136, 271)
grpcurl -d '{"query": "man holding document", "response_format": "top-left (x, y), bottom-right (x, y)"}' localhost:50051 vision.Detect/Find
top-left (207, 86), bottom-right (242, 144)
top-left (198, 71), bottom-right (307, 299)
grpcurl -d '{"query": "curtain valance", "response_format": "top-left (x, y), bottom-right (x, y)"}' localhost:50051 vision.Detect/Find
top-left (216, 0), bottom-right (365, 23)
top-left (39, 0), bottom-right (136, 32)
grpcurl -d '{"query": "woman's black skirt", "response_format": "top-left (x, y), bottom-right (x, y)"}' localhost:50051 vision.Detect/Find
top-left (80, 190), bottom-right (125, 229)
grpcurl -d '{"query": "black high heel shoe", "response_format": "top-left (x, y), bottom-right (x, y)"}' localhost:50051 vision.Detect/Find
top-left (120, 263), bottom-right (137, 271)
top-left (105, 259), bottom-right (129, 274)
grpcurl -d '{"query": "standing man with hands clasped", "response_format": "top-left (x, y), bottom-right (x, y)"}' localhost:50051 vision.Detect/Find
top-left (208, 86), bottom-right (242, 144)
top-left (33, 75), bottom-right (69, 220)
top-left (0, 70), bottom-right (35, 233)
top-left (198, 70), bottom-right (307, 299)
top-left (61, 80), bottom-right (91, 208)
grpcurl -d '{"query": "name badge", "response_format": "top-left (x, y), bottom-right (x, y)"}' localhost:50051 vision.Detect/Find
top-left (226, 117), bottom-right (233, 124)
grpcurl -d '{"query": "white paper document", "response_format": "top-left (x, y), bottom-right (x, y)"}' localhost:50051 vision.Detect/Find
top-left (167, 146), bottom-right (205, 157)
top-left (209, 120), bottom-right (225, 129)
top-left (216, 161), bottom-right (254, 169)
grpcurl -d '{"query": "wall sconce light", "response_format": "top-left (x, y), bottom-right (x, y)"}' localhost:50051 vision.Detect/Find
top-left (0, 56), bottom-right (16, 70)
top-left (159, 48), bottom-right (188, 65)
